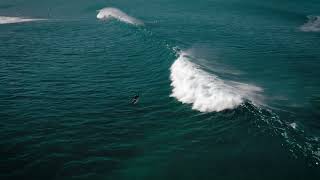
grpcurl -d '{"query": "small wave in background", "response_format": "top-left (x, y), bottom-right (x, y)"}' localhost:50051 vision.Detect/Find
top-left (170, 50), bottom-right (263, 112)
top-left (97, 7), bottom-right (144, 26)
top-left (300, 15), bottom-right (320, 32)
top-left (0, 16), bottom-right (45, 24)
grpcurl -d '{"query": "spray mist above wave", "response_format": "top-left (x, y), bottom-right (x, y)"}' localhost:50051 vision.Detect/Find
top-left (170, 50), bottom-right (263, 112)
top-left (97, 7), bottom-right (143, 26)
top-left (300, 15), bottom-right (320, 32)
top-left (0, 16), bottom-right (45, 25)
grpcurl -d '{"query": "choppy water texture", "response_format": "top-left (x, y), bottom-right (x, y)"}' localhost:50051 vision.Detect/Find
top-left (1, 0), bottom-right (320, 180)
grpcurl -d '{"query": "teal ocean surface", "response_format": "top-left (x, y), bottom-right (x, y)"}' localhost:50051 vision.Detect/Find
top-left (1, 0), bottom-right (320, 179)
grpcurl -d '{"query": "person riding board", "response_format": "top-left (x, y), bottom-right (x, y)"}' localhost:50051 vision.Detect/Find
top-left (131, 93), bottom-right (139, 104)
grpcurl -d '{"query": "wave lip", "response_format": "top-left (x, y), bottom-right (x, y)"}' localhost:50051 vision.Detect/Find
top-left (97, 7), bottom-right (143, 26)
top-left (0, 16), bottom-right (45, 25)
top-left (170, 51), bottom-right (263, 112)
top-left (300, 16), bottom-right (320, 32)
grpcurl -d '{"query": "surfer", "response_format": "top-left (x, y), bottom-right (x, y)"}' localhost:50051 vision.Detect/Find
top-left (131, 93), bottom-right (139, 104)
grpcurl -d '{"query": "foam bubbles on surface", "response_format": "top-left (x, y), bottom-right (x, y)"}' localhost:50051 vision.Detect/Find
top-left (300, 16), bottom-right (320, 32)
top-left (289, 122), bottom-right (297, 129)
top-left (97, 7), bottom-right (143, 25)
top-left (0, 16), bottom-right (45, 24)
top-left (170, 50), bottom-right (263, 112)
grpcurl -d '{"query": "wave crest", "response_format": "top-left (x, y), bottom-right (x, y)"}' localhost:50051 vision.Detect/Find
top-left (0, 16), bottom-right (45, 25)
top-left (300, 16), bottom-right (320, 32)
top-left (97, 7), bottom-right (143, 25)
top-left (170, 51), bottom-right (263, 112)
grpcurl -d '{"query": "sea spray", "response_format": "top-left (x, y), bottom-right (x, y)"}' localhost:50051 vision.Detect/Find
top-left (97, 7), bottom-right (143, 26)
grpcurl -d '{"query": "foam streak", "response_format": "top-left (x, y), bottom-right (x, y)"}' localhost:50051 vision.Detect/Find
top-left (300, 16), bottom-right (320, 32)
top-left (0, 16), bottom-right (45, 25)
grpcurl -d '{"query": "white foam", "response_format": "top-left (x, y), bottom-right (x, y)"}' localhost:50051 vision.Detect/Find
top-left (0, 16), bottom-right (45, 25)
top-left (289, 122), bottom-right (297, 129)
top-left (300, 16), bottom-right (320, 32)
top-left (170, 51), bottom-right (263, 112)
top-left (97, 7), bottom-right (143, 25)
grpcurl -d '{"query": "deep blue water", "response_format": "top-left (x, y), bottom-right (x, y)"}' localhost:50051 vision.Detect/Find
top-left (1, 0), bottom-right (320, 179)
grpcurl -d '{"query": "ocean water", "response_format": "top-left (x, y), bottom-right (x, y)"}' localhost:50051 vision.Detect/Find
top-left (1, 0), bottom-right (320, 179)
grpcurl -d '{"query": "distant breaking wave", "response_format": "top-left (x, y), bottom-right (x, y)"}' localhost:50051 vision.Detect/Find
top-left (0, 16), bottom-right (45, 24)
top-left (300, 16), bottom-right (320, 32)
top-left (170, 50), bottom-right (263, 112)
top-left (97, 7), bottom-right (143, 25)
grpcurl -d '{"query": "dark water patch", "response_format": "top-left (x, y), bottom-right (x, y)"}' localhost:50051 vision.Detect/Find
top-left (0, 4), bottom-right (14, 9)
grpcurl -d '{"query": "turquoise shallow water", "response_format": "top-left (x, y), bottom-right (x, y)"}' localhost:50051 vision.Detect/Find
top-left (1, 0), bottom-right (320, 179)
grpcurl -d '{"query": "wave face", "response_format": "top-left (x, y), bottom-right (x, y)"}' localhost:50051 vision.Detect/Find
top-left (300, 16), bottom-right (320, 32)
top-left (0, 16), bottom-right (44, 24)
top-left (97, 7), bottom-right (143, 25)
top-left (170, 51), bottom-right (263, 112)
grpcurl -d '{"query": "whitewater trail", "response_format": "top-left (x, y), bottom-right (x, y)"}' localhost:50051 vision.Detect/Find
top-left (169, 50), bottom-right (320, 164)
top-left (97, 7), bottom-right (143, 26)
top-left (0, 16), bottom-right (45, 24)
top-left (170, 50), bottom-right (263, 112)
top-left (300, 16), bottom-right (320, 32)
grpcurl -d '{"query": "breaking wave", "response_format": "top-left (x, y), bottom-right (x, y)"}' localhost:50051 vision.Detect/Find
top-left (170, 50), bottom-right (263, 112)
top-left (300, 15), bottom-right (320, 32)
top-left (0, 16), bottom-right (45, 25)
top-left (169, 49), bottom-right (320, 165)
top-left (97, 7), bottom-right (143, 25)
